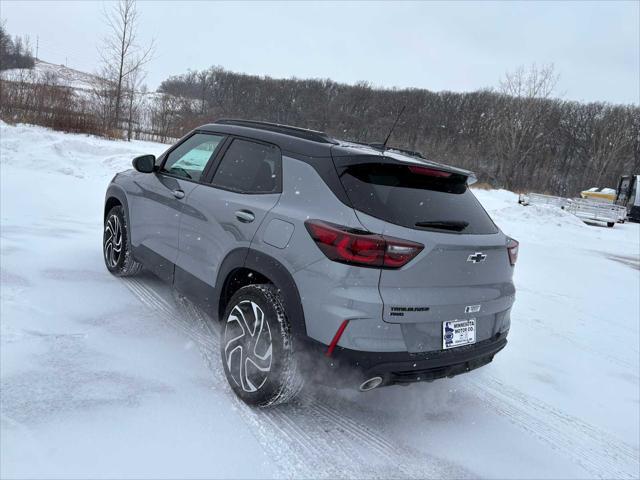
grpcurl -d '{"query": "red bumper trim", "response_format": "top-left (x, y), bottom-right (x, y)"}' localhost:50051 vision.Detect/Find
top-left (325, 320), bottom-right (349, 357)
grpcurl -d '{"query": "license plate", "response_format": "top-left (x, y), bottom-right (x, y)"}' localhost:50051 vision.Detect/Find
top-left (442, 319), bottom-right (476, 349)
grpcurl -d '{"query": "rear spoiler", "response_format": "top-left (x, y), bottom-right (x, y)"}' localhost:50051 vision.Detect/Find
top-left (331, 149), bottom-right (478, 185)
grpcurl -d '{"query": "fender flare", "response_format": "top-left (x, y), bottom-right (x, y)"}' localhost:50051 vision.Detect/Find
top-left (104, 183), bottom-right (130, 222)
top-left (215, 248), bottom-right (307, 338)
top-left (104, 183), bottom-right (141, 259)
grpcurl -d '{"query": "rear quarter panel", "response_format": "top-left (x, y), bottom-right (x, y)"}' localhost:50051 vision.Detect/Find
top-left (250, 156), bottom-right (404, 351)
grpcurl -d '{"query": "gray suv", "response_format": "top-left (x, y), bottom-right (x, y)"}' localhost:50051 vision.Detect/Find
top-left (103, 119), bottom-right (518, 407)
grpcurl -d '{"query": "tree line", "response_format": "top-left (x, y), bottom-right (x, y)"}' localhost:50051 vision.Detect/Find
top-left (1, 0), bottom-right (638, 196)
top-left (0, 23), bottom-right (35, 70)
top-left (157, 64), bottom-right (639, 195)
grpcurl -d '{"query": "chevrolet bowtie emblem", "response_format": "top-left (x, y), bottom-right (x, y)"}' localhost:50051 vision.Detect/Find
top-left (467, 252), bottom-right (487, 263)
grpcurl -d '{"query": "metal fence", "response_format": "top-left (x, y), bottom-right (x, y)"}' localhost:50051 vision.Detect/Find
top-left (519, 193), bottom-right (627, 226)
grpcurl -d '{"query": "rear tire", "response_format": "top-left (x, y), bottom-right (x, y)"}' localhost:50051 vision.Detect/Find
top-left (103, 205), bottom-right (143, 277)
top-left (607, 222), bottom-right (615, 228)
top-left (220, 284), bottom-right (303, 407)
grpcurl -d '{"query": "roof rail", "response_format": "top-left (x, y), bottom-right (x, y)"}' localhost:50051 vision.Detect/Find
top-left (215, 118), bottom-right (337, 144)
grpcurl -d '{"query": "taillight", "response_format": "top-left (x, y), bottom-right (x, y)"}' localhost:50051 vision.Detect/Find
top-left (304, 220), bottom-right (423, 269)
top-left (507, 238), bottom-right (519, 266)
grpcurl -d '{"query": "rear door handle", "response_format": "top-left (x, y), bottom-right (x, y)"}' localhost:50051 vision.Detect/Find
top-left (172, 189), bottom-right (185, 199)
top-left (235, 210), bottom-right (255, 223)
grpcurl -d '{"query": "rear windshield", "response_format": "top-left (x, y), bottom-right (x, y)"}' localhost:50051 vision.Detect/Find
top-left (339, 163), bottom-right (498, 234)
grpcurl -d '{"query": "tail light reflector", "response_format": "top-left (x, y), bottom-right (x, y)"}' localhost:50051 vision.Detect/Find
top-left (326, 320), bottom-right (349, 357)
top-left (304, 220), bottom-right (423, 269)
top-left (507, 238), bottom-right (519, 266)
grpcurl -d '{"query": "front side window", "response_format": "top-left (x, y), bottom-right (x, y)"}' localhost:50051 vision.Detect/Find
top-left (162, 133), bottom-right (225, 182)
top-left (211, 139), bottom-right (281, 194)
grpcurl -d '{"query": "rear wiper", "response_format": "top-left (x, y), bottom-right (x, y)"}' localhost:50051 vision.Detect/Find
top-left (415, 220), bottom-right (469, 232)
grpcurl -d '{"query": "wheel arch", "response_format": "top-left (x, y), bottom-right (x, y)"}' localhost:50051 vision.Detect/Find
top-left (216, 248), bottom-right (307, 338)
top-left (104, 184), bottom-right (130, 221)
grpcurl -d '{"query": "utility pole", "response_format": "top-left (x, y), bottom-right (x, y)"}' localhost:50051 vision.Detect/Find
top-left (35, 35), bottom-right (39, 60)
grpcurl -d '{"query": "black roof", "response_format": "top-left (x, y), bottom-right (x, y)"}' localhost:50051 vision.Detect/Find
top-left (200, 119), bottom-right (396, 158)
top-left (199, 120), bottom-right (334, 157)
top-left (199, 119), bottom-right (475, 178)
top-left (215, 119), bottom-right (337, 145)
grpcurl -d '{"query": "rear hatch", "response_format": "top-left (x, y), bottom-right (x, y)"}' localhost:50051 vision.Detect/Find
top-left (333, 153), bottom-right (515, 352)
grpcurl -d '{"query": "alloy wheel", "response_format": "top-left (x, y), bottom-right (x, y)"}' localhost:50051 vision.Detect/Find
top-left (104, 214), bottom-right (123, 268)
top-left (223, 300), bottom-right (273, 392)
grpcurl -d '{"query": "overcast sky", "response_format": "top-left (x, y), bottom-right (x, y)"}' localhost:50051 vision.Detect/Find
top-left (2, 1), bottom-right (639, 104)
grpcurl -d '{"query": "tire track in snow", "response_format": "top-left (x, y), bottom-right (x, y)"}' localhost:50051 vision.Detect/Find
top-left (123, 278), bottom-right (313, 478)
top-left (123, 277), bottom-right (385, 477)
top-left (526, 320), bottom-right (636, 371)
top-left (517, 289), bottom-right (637, 371)
top-left (122, 276), bottom-right (469, 479)
top-left (472, 375), bottom-right (639, 479)
top-left (125, 279), bottom-right (215, 348)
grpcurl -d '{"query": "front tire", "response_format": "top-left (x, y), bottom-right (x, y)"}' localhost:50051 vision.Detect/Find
top-left (103, 205), bottom-right (143, 276)
top-left (221, 284), bottom-right (303, 407)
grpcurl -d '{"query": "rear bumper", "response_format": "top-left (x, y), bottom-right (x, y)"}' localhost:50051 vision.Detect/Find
top-left (297, 331), bottom-right (508, 388)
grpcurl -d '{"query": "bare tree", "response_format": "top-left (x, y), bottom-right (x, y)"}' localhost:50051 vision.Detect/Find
top-left (493, 63), bottom-right (561, 189)
top-left (0, 22), bottom-right (35, 70)
top-left (125, 66), bottom-right (146, 140)
top-left (99, 0), bottom-right (154, 135)
top-left (499, 63), bottom-right (559, 100)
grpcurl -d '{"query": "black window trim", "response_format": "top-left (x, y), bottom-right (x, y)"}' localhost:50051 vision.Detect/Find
top-left (156, 132), bottom-right (230, 186)
top-left (204, 134), bottom-right (283, 195)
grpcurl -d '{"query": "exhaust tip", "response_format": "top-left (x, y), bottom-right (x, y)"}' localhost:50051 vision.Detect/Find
top-left (359, 376), bottom-right (383, 392)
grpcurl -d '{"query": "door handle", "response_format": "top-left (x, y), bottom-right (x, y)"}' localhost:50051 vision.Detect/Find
top-left (172, 189), bottom-right (185, 199)
top-left (235, 210), bottom-right (255, 223)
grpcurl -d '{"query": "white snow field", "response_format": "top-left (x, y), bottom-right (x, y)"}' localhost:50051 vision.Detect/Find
top-left (1, 122), bottom-right (639, 479)
top-left (0, 60), bottom-right (103, 92)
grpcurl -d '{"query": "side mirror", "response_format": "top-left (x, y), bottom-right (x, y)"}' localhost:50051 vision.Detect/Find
top-left (132, 154), bottom-right (156, 173)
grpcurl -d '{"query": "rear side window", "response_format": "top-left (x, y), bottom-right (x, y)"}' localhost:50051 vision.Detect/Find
top-left (339, 163), bottom-right (497, 234)
top-left (211, 139), bottom-right (281, 194)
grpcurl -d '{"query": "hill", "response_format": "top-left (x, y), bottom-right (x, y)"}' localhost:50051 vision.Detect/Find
top-left (0, 60), bottom-right (105, 91)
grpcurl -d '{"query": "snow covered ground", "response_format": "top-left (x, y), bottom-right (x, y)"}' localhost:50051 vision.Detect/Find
top-left (0, 60), bottom-right (104, 92)
top-left (1, 122), bottom-right (638, 479)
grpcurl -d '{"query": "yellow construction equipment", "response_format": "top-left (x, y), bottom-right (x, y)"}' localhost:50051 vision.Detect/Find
top-left (580, 187), bottom-right (616, 203)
